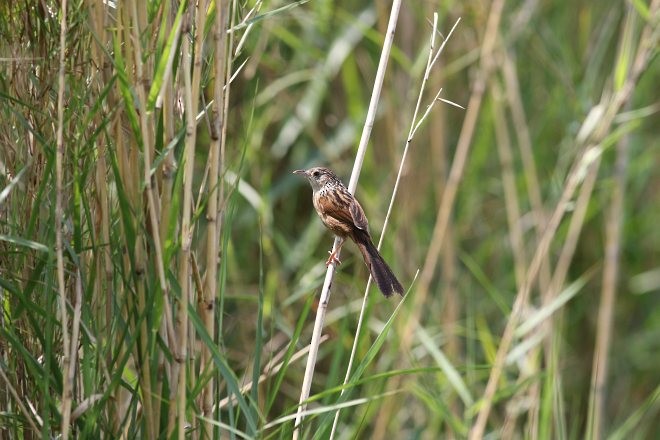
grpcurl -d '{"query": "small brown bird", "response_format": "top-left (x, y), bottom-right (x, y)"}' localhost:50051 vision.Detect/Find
top-left (293, 167), bottom-right (404, 297)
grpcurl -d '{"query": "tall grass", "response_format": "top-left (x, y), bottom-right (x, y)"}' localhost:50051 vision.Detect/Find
top-left (0, 0), bottom-right (658, 439)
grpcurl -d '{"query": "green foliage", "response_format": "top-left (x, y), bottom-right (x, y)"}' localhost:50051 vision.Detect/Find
top-left (0, 0), bottom-right (658, 438)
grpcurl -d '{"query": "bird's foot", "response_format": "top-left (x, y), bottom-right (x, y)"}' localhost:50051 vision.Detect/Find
top-left (325, 250), bottom-right (342, 267)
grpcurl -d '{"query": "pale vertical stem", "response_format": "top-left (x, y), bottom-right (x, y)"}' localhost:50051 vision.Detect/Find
top-left (162, 85), bottom-right (179, 440)
top-left (158, 3), bottom-right (179, 438)
top-left (492, 82), bottom-right (526, 288)
top-left (85, 0), bottom-right (117, 428)
top-left (116, 3), bottom-right (153, 436)
top-left (85, 0), bottom-right (114, 429)
top-left (130, 0), bottom-right (166, 307)
top-left (176, 11), bottom-right (198, 439)
top-left (113, 113), bottom-right (131, 433)
top-left (491, 84), bottom-right (532, 436)
top-left (188, 2), bottom-right (208, 436)
top-left (200, 0), bottom-right (227, 433)
top-left (191, 0), bottom-right (207, 118)
top-left (128, 2), bottom-right (162, 435)
top-left (537, 153), bottom-right (600, 437)
top-left (500, 52), bottom-right (551, 292)
top-left (55, 0), bottom-right (72, 436)
top-left (586, 138), bottom-right (625, 438)
top-left (293, 2), bottom-right (402, 437)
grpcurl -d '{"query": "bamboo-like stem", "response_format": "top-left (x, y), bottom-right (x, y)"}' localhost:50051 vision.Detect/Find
top-left (160, 3), bottom-right (178, 437)
top-left (85, 0), bottom-right (120, 431)
top-left (55, 0), bottom-right (73, 436)
top-left (200, 1), bottom-right (228, 434)
top-left (292, 2), bottom-right (402, 437)
top-left (113, 111), bottom-right (132, 435)
top-left (116, 3), bottom-right (152, 436)
top-left (130, 0), bottom-right (168, 327)
top-left (217, 0), bottom-right (238, 337)
top-left (128, 2), bottom-right (159, 436)
top-left (175, 10), bottom-right (198, 439)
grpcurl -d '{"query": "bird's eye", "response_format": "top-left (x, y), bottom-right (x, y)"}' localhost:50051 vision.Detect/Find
top-left (312, 171), bottom-right (320, 178)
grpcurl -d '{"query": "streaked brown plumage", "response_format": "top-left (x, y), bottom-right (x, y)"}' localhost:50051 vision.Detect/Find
top-left (293, 167), bottom-right (404, 297)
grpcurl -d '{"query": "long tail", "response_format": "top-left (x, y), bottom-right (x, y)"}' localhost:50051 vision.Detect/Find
top-left (355, 233), bottom-right (404, 297)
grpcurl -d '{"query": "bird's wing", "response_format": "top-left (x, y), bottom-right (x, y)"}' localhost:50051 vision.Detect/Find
top-left (349, 198), bottom-right (369, 231)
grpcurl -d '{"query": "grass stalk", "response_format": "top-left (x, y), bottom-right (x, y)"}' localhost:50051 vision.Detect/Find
top-left (54, 0), bottom-right (73, 436)
top-left (492, 82), bottom-right (526, 289)
top-left (500, 51), bottom-right (551, 292)
top-left (200, 0), bottom-right (228, 435)
top-left (175, 10), bottom-right (198, 438)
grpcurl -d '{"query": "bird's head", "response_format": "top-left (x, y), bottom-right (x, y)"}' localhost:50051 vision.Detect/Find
top-left (293, 167), bottom-right (338, 192)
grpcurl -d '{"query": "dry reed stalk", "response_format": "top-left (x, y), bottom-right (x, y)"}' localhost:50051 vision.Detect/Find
top-left (199, 0), bottom-right (228, 434)
top-left (492, 82), bottom-right (527, 289)
top-left (84, 2), bottom-right (119, 426)
top-left (492, 79), bottom-right (534, 437)
top-left (54, 0), bottom-right (73, 436)
top-left (500, 52), bottom-right (551, 292)
top-left (174, 10), bottom-right (197, 438)
top-left (153, 7), bottom-right (179, 434)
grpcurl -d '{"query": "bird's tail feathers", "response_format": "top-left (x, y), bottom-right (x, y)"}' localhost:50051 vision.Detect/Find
top-left (356, 236), bottom-right (404, 297)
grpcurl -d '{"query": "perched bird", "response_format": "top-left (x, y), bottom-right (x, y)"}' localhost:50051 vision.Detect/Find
top-left (293, 167), bottom-right (404, 297)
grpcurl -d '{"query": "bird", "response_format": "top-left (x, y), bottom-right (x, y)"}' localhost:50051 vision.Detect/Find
top-left (293, 167), bottom-right (404, 297)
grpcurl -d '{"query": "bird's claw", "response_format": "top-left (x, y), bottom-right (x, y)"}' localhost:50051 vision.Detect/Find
top-left (325, 250), bottom-right (342, 267)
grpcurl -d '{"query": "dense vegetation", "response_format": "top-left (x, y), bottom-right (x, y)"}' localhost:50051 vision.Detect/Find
top-left (0, 0), bottom-right (658, 438)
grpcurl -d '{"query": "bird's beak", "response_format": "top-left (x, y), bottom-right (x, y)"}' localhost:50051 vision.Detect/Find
top-left (292, 169), bottom-right (306, 176)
